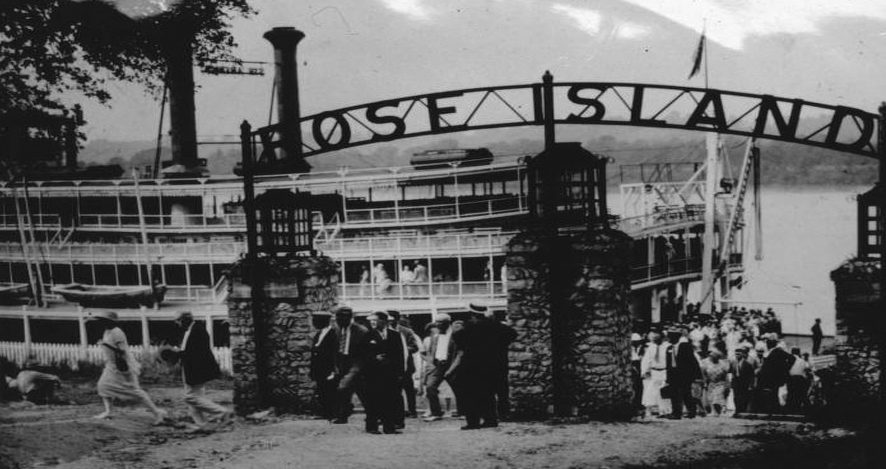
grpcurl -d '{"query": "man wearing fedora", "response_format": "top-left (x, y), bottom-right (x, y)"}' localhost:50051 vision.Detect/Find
top-left (665, 327), bottom-right (701, 419)
top-left (483, 307), bottom-right (516, 420)
top-left (422, 313), bottom-right (457, 422)
top-left (363, 311), bottom-right (407, 434)
top-left (451, 303), bottom-right (501, 429)
top-left (171, 311), bottom-right (231, 427)
top-left (387, 310), bottom-right (420, 425)
top-left (315, 305), bottom-right (370, 424)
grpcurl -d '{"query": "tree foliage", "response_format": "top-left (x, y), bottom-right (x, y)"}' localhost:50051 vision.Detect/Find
top-left (1, 0), bottom-right (255, 113)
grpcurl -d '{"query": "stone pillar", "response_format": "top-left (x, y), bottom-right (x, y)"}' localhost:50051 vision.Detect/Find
top-left (828, 260), bottom-right (881, 422)
top-left (505, 232), bottom-right (554, 418)
top-left (228, 256), bottom-right (339, 414)
top-left (505, 229), bottom-right (634, 419)
top-left (564, 230), bottom-right (634, 418)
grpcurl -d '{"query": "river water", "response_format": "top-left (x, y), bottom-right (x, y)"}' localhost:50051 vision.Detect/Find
top-left (610, 185), bottom-right (863, 336)
top-left (724, 186), bottom-right (865, 336)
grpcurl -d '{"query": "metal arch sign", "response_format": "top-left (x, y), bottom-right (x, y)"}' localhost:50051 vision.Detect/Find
top-left (251, 76), bottom-right (881, 159)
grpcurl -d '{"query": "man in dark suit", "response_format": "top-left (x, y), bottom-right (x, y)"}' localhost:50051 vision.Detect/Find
top-left (173, 311), bottom-right (231, 426)
top-left (665, 327), bottom-right (701, 419)
top-left (756, 333), bottom-right (795, 414)
top-left (363, 311), bottom-right (406, 434)
top-left (730, 346), bottom-right (756, 414)
top-left (388, 310), bottom-right (419, 426)
top-left (422, 313), bottom-right (458, 421)
top-left (318, 306), bottom-right (370, 424)
top-left (309, 313), bottom-right (338, 419)
top-left (451, 304), bottom-right (500, 429)
top-left (811, 318), bottom-right (823, 355)
top-left (484, 308), bottom-right (516, 420)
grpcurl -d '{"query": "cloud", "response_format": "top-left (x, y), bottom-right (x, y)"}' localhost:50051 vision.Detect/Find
top-left (614, 21), bottom-right (650, 39)
top-left (551, 4), bottom-right (602, 35)
top-left (92, 0), bottom-right (177, 19)
top-left (379, 0), bottom-right (434, 21)
top-left (621, 0), bottom-right (886, 50)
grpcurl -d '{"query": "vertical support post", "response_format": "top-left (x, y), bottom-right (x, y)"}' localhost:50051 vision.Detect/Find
top-left (205, 312), bottom-right (215, 349)
top-left (752, 146), bottom-right (763, 260)
top-left (23, 307), bottom-right (32, 355)
top-left (700, 133), bottom-right (719, 314)
top-left (132, 170), bottom-right (153, 287)
top-left (140, 305), bottom-right (150, 347)
top-left (451, 162), bottom-right (461, 218)
top-left (242, 121), bottom-right (259, 260)
top-left (240, 119), bottom-right (269, 408)
top-left (650, 287), bottom-right (661, 323)
top-left (680, 279), bottom-right (691, 321)
top-left (877, 103), bottom-right (886, 413)
top-left (542, 71), bottom-right (555, 151)
top-left (77, 306), bottom-right (88, 349)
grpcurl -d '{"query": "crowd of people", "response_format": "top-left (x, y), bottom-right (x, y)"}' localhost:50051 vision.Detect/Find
top-left (309, 304), bottom-right (516, 434)
top-left (4, 301), bottom-right (830, 429)
top-left (631, 305), bottom-right (824, 419)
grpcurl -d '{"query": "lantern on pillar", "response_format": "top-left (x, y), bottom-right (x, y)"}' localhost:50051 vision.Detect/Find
top-left (254, 189), bottom-right (314, 256)
top-left (857, 185), bottom-right (884, 260)
top-left (526, 142), bottom-right (610, 229)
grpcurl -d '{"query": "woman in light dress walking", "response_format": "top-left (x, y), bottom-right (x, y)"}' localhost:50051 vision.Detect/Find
top-left (90, 310), bottom-right (167, 424)
top-left (702, 350), bottom-right (730, 416)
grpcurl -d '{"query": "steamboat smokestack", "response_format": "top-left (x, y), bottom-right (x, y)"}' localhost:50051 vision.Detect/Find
top-left (264, 27), bottom-right (310, 173)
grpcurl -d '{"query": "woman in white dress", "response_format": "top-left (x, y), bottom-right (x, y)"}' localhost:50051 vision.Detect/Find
top-left (400, 263), bottom-right (415, 297)
top-left (373, 263), bottom-right (391, 295)
top-left (640, 332), bottom-right (671, 417)
top-left (90, 311), bottom-right (167, 424)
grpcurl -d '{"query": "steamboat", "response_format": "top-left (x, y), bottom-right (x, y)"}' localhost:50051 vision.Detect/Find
top-left (0, 27), bottom-right (750, 369)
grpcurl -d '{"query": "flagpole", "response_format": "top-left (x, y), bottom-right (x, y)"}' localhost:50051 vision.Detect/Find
top-left (702, 19), bottom-right (709, 89)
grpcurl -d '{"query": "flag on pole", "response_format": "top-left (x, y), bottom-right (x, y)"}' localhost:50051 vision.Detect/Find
top-left (688, 29), bottom-right (706, 79)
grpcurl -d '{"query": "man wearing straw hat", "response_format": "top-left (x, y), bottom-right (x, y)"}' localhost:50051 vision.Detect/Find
top-left (167, 311), bottom-right (232, 427)
top-left (422, 312), bottom-right (457, 422)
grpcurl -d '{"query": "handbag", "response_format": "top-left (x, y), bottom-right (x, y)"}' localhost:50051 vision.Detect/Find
top-left (102, 342), bottom-right (129, 372)
top-left (115, 355), bottom-right (130, 373)
top-left (660, 384), bottom-right (673, 399)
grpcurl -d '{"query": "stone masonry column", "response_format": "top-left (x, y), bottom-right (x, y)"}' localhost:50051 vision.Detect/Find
top-left (505, 231), bottom-right (555, 418)
top-left (505, 229), bottom-right (634, 419)
top-left (828, 259), bottom-right (881, 422)
top-left (228, 256), bottom-right (339, 414)
top-left (563, 229), bottom-right (634, 418)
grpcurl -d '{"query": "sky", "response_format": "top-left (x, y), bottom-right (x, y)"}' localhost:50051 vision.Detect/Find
top-left (76, 0), bottom-right (886, 144)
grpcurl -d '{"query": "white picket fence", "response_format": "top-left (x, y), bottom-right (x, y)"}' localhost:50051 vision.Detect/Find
top-left (0, 341), bottom-right (232, 375)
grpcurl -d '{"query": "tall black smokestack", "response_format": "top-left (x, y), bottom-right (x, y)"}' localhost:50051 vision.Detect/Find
top-left (264, 27), bottom-right (310, 173)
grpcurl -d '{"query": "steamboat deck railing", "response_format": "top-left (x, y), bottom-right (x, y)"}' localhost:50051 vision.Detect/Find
top-left (316, 230), bottom-right (516, 259)
top-left (339, 281), bottom-right (507, 302)
top-left (0, 241), bottom-right (245, 264)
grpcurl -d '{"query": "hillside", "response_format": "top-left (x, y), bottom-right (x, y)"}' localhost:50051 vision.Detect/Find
top-left (78, 127), bottom-right (878, 187)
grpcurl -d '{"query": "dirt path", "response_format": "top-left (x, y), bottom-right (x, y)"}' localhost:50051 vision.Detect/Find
top-left (0, 384), bottom-right (867, 469)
